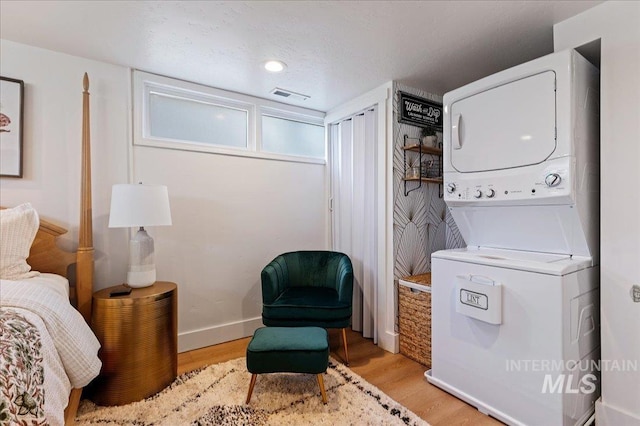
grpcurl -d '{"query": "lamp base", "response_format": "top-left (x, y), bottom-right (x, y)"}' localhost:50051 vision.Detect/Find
top-left (126, 228), bottom-right (157, 288)
top-left (126, 269), bottom-right (156, 288)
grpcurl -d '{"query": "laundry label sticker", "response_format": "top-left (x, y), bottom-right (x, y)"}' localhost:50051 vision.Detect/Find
top-left (460, 289), bottom-right (488, 310)
top-left (456, 276), bottom-right (502, 324)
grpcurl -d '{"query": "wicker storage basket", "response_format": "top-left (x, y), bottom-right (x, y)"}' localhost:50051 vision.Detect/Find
top-left (398, 273), bottom-right (432, 367)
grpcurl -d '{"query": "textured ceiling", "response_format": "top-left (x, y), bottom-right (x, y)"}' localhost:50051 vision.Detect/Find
top-left (0, 1), bottom-right (601, 112)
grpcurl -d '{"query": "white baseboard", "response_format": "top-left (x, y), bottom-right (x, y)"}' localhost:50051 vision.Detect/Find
top-left (596, 397), bottom-right (640, 426)
top-left (178, 316), bottom-right (263, 353)
top-left (179, 318), bottom-right (402, 356)
top-left (378, 329), bottom-right (399, 354)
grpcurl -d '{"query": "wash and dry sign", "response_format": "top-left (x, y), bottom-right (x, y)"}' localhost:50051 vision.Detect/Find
top-left (398, 91), bottom-right (443, 130)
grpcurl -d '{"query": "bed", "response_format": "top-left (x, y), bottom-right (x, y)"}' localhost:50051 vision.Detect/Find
top-left (0, 73), bottom-right (100, 426)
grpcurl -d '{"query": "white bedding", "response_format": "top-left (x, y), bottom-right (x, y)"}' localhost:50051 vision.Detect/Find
top-left (29, 272), bottom-right (70, 298)
top-left (0, 275), bottom-right (101, 426)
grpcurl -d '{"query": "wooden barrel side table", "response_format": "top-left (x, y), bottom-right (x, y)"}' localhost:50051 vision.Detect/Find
top-left (90, 281), bottom-right (178, 406)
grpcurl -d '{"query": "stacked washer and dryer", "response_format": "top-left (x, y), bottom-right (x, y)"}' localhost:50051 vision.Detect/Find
top-left (427, 50), bottom-right (601, 425)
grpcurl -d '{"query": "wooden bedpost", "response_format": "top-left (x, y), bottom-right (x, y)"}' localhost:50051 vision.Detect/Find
top-left (76, 72), bottom-right (94, 322)
top-left (62, 72), bottom-right (95, 426)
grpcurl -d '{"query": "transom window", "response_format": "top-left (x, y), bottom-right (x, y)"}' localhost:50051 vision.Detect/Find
top-left (134, 71), bottom-right (326, 163)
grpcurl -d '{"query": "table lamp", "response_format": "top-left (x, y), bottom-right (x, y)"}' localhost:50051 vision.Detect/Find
top-left (108, 183), bottom-right (172, 287)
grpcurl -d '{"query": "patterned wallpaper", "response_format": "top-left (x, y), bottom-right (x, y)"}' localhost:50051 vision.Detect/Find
top-left (392, 82), bottom-right (465, 282)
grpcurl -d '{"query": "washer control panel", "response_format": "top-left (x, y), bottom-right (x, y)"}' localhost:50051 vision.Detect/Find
top-left (444, 167), bottom-right (571, 204)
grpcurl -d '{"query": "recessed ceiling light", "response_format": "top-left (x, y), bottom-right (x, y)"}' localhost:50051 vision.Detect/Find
top-left (264, 60), bottom-right (287, 73)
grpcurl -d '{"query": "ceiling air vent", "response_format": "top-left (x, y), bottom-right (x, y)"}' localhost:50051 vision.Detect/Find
top-left (270, 87), bottom-right (310, 101)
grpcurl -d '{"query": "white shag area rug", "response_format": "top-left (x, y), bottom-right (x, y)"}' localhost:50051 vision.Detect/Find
top-left (76, 357), bottom-right (428, 425)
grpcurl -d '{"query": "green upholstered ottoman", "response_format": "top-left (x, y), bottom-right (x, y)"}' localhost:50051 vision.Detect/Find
top-left (245, 326), bottom-right (329, 404)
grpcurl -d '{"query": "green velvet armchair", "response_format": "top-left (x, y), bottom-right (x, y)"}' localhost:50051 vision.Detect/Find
top-left (261, 251), bottom-right (354, 364)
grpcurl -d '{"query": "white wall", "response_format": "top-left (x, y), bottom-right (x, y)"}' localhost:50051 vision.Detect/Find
top-left (554, 2), bottom-right (640, 424)
top-left (0, 40), bottom-right (130, 289)
top-left (0, 40), bottom-right (329, 354)
top-left (133, 145), bottom-right (328, 352)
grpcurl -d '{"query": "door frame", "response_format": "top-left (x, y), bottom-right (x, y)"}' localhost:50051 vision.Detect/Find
top-left (325, 81), bottom-right (399, 353)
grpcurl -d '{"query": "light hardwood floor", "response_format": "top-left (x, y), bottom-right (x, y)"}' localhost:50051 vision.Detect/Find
top-left (178, 329), bottom-right (502, 425)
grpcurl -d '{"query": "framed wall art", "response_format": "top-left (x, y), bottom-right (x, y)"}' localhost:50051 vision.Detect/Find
top-left (397, 91), bottom-right (442, 131)
top-left (0, 76), bottom-right (25, 177)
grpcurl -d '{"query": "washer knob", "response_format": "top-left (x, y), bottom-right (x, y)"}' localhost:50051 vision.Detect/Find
top-left (446, 183), bottom-right (456, 194)
top-left (545, 173), bottom-right (562, 187)
top-left (486, 189), bottom-right (496, 198)
top-left (474, 189), bottom-right (482, 198)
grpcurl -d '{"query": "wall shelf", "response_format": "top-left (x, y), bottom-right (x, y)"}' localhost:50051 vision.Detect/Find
top-left (404, 177), bottom-right (443, 184)
top-left (402, 135), bottom-right (443, 196)
top-left (402, 144), bottom-right (443, 156)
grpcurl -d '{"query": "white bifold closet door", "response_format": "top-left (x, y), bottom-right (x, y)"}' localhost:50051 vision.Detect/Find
top-left (330, 109), bottom-right (377, 341)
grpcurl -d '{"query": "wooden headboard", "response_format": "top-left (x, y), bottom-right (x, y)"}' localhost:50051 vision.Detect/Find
top-left (27, 220), bottom-right (76, 276)
top-left (27, 218), bottom-right (93, 321)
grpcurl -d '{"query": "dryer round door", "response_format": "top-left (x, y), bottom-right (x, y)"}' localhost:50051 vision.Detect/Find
top-left (449, 70), bottom-right (557, 173)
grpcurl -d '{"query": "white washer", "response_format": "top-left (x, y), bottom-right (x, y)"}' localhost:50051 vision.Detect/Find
top-left (428, 248), bottom-right (600, 425)
top-left (428, 49), bottom-right (601, 426)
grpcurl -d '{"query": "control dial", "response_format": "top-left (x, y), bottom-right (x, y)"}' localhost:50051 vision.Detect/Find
top-left (486, 189), bottom-right (496, 198)
top-left (545, 173), bottom-right (562, 187)
top-left (474, 190), bottom-right (482, 199)
top-left (446, 183), bottom-right (456, 194)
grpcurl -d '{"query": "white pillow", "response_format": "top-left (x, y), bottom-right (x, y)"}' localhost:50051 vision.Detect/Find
top-left (0, 203), bottom-right (41, 280)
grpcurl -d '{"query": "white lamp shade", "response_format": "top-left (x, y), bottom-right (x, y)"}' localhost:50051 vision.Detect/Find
top-left (109, 184), bottom-right (172, 228)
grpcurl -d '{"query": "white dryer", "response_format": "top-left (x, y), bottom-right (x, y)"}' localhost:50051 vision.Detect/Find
top-left (427, 50), bottom-right (601, 426)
